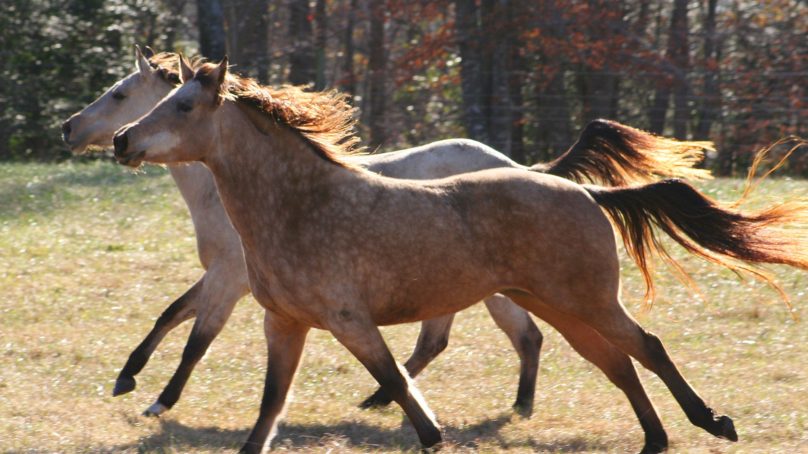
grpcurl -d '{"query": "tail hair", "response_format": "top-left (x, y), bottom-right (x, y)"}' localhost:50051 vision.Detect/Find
top-left (586, 178), bottom-right (808, 306)
top-left (536, 119), bottom-right (712, 186)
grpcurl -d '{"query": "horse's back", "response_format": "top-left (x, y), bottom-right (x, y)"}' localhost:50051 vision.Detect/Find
top-left (351, 138), bottom-right (523, 179)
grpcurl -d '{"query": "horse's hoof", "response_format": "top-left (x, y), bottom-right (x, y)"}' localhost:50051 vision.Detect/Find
top-left (639, 439), bottom-right (668, 454)
top-left (419, 429), bottom-right (443, 451)
top-left (358, 390), bottom-right (393, 409)
top-left (113, 376), bottom-right (136, 396)
top-left (421, 440), bottom-right (443, 453)
top-left (716, 415), bottom-right (738, 442)
top-left (512, 399), bottom-right (533, 419)
top-left (142, 401), bottom-right (169, 417)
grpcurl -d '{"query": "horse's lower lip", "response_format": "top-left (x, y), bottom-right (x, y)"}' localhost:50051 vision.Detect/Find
top-left (117, 150), bottom-right (146, 167)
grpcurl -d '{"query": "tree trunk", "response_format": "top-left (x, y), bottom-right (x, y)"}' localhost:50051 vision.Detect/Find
top-left (454, 0), bottom-right (487, 142)
top-left (224, 0), bottom-right (270, 82)
top-left (314, 0), bottom-right (327, 90)
top-left (340, 0), bottom-right (358, 97)
top-left (483, 0), bottom-right (512, 154)
top-left (507, 3), bottom-right (526, 163)
top-left (368, 0), bottom-right (386, 147)
top-left (161, 0), bottom-right (187, 50)
top-left (671, 0), bottom-right (690, 139)
top-left (288, 0), bottom-right (315, 85)
top-left (649, 0), bottom-right (688, 135)
top-left (578, 0), bottom-right (623, 122)
top-left (695, 0), bottom-right (719, 140)
top-left (197, 0), bottom-right (226, 60)
top-left (533, 0), bottom-right (572, 159)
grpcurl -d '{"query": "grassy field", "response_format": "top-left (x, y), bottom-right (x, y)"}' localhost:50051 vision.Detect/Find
top-left (1, 160), bottom-right (807, 453)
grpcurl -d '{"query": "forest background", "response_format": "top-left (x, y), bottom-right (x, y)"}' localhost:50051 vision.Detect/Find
top-left (1, 0), bottom-right (805, 175)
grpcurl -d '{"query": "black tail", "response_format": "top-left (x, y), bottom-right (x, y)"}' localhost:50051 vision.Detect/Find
top-left (585, 179), bottom-right (808, 304)
top-left (533, 119), bottom-right (712, 186)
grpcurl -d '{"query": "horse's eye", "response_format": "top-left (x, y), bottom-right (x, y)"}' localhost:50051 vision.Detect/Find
top-left (178, 102), bottom-right (193, 113)
top-left (112, 92), bottom-right (126, 100)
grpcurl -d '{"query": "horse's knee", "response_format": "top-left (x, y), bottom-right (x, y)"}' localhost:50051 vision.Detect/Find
top-left (415, 331), bottom-right (449, 361)
top-left (429, 335), bottom-right (449, 357)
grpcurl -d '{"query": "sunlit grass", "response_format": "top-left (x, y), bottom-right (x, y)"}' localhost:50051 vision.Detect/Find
top-left (1, 160), bottom-right (806, 452)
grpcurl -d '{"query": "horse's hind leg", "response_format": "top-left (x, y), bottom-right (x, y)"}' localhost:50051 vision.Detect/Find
top-left (113, 278), bottom-right (203, 397)
top-left (359, 314), bottom-right (455, 409)
top-left (144, 269), bottom-right (247, 416)
top-left (505, 292), bottom-right (667, 453)
top-left (573, 295), bottom-right (737, 443)
top-left (484, 294), bottom-right (543, 417)
top-left (329, 314), bottom-right (442, 448)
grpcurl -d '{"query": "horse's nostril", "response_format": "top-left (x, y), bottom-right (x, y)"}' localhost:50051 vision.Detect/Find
top-left (61, 121), bottom-right (71, 140)
top-left (113, 131), bottom-right (128, 156)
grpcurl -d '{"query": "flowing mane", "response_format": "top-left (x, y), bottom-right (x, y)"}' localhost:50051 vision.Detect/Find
top-left (197, 62), bottom-right (364, 166)
top-left (146, 53), bottom-right (363, 166)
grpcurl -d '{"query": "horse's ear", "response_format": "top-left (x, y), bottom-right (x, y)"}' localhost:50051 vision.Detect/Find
top-left (134, 44), bottom-right (152, 77)
top-left (211, 56), bottom-right (228, 88)
top-left (178, 54), bottom-right (194, 83)
top-left (143, 45), bottom-right (155, 59)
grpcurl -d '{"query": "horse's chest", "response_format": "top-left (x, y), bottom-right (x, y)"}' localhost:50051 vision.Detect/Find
top-left (244, 256), bottom-right (332, 327)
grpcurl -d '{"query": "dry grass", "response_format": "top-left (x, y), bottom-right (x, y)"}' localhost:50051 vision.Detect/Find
top-left (1, 160), bottom-right (807, 453)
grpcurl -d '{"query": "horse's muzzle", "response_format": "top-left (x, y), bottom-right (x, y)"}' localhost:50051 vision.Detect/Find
top-left (113, 130), bottom-right (128, 156)
top-left (61, 120), bottom-right (72, 144)
top-left (113, 130), bottom-right (144, 166)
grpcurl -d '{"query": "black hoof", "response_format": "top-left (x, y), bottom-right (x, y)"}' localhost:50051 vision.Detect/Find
top-left (512, 399), bottom-right (533, 419)
top-left (420, 435), bottom-right (443, 452)
top-left (239, 441), bottom-right (262, 454)
top-left (716, 415), bottom-right (738, 442)
top-left (639, 439), bottom-right (668, 454)
top-left (113, 376), bottom-right (137, 396)
top-left (358, 390), bottom-right (393, 409)
top-left (421, 441), bottom-right (443, 453)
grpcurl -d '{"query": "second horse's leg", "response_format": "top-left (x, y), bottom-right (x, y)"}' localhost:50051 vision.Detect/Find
top-left (143, 272), bottom-right (248, 416)
top-left (113, 278), bottom-right (203, 397)
top-left (359, 314), bottom-right (454, 409)
top-left (484, 293), bottom-right (543, 417)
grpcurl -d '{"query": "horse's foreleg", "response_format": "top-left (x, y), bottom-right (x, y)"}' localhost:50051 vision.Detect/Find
top-left (113, 278), bottom-right (203, 397)
top-left (484, 294), bottom-right (543, 417)
top-left (330, 314), bottom-right (442, 448)
top-left (240, 312), bottom-right (309, 454)
top-left (359, 313), bottom-right (455, 409)
top-left (506, 292), bottom-right (667, 453)
top-left (144, 274), bottom-right (246, 416)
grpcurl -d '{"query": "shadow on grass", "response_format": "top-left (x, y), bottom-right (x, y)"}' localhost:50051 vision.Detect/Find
top-left (83, 412), bottom-right (608, 452)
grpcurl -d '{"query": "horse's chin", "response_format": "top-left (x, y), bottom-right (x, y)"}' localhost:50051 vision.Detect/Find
top-left (115, 150), bottom-right (146, 168)
top-left (68, 136), bottom-right (110, 155)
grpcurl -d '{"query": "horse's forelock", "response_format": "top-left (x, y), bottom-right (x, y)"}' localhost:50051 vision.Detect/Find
top-left (147, 52), bottom-right (204, 86)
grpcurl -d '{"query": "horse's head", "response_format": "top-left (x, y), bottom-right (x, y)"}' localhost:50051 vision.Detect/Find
top-left (113, 56), bottom-right (229, 167)
top-left (62, 46), bottom-right (174, 153)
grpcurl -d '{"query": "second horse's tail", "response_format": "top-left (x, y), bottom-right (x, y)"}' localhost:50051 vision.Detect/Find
top-left (534, 119), bottom-right (713, 186)
top-left (585, 178), bottom-right (808, 304)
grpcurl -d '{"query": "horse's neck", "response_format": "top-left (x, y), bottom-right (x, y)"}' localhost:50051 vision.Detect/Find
top-left (205, 102), bottom-right (353, 250)
top-left (168, 163), bottom-right (218, 211)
